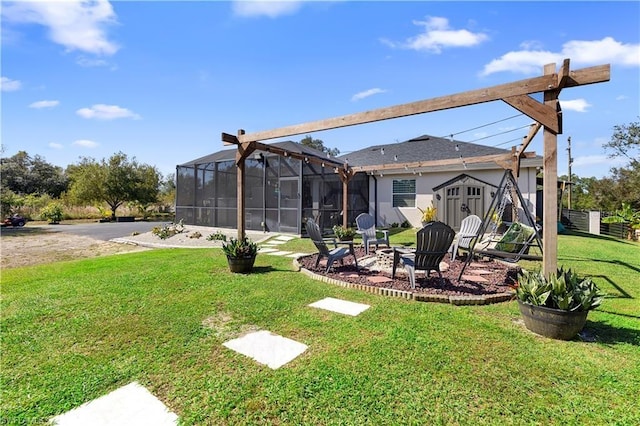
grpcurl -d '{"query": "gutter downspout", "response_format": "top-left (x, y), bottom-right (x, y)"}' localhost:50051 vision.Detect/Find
top-left (371, 174), bottom-right (378, 227)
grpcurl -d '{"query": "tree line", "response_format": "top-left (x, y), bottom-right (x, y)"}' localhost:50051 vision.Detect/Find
top-left (1, 151), bottom-right (175, 221)
top-left (1, 124), bottom-right (637, 224)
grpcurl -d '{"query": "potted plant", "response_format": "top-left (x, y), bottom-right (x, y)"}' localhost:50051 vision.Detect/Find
top-left (222, 237), bottom-right (258, 273)
top-left (515, 267), bottom-right (605, 340)
top-left (419, 202), bottom-right (437, 226)
top-left (332, 225), bottom-right (356, 241)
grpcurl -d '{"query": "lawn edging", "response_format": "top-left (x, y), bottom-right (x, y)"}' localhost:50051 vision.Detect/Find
top-left (293, 258), bottom-right (514, 306)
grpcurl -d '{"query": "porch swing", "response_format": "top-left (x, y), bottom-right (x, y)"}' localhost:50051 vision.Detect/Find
top-left (457, 169), bottom-right (543, 281)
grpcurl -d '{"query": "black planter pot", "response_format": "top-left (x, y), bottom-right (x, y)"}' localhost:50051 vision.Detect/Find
top-left (227, 255), bottom-right (256, 273)
top-left (517, 300), bottom-right (588, 340)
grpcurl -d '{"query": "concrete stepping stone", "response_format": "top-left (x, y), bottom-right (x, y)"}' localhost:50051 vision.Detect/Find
top-left (223, 330), bottom-right (308, 369)
top-left (269, 251), bottom-right (292, 256)
top-left (367, 276), bottom-right (392, 284)
top-left (286, 252), bottom-right (309, 258)
top-left (275, 235), bottom-right (295, 241)
top-left (265, 240), bottom-right (286, 245)
top-left (50, 382), bottom-right (178, 426)
top-left (258, 247), bottom-right (279, 253)
top-left (468, 269), bottom-right (494, 275)
top-left (308, 297), bottom-right (370, 316)
top-left (461, 274), bottom-right (489, 283)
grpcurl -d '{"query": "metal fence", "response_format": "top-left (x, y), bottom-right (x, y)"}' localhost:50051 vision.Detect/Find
top-left (561, 208), bottom-right (632, 240)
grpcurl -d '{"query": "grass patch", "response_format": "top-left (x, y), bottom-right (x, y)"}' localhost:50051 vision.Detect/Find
top-left (2, 232), bottom-right (639, 425)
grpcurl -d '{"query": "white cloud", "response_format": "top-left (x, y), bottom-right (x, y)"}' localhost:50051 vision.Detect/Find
top-left (232, 1), bottom-right (302, 18)
top-left (616, 95), bottom-right (628, 101)
top-left (76, 104), bottom-right (141, 120)
top-left (29, 100), bottom-right (60, 109)
top-left (560, 98), bottom-right (591, 112)
top-left (351, 88), bottom-right (387, 102)
top-left (1, 76), bottom-right (22, 91)
top-left (1, 0), bottom-right (119, 56)
top-left (72, 139), bottom-right (99, 148)
top-left (384, 16), bottom-right (489, 53)
top-left (49, 142), bottom-right (64, 149)
top-left (482, 37), bottom-right (640, 76)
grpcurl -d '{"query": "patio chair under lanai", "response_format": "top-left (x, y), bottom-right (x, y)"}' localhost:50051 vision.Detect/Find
top-left (306, 218), bottom-right (359, 273)
top-left (392, 221), bottom-right (455, 289)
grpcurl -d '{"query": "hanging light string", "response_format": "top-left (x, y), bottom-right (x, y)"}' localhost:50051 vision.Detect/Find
top-left (441, 113), bottom-right (524, 139)
top-left (491, 136), bottom-right (526, 147)
top-left (465, 123), bottom-right (532, 144)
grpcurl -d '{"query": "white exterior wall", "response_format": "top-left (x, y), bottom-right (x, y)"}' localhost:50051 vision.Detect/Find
top-left (369, 166), bottom-right (539, 228)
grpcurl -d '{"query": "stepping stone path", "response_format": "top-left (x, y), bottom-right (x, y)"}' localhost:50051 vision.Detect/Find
top-left (256, 234), bottom-right (310, 259)
top-left (52, 234), bottom-right (375, 424)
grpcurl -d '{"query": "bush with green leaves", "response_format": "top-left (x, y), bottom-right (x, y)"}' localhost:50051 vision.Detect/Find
top-left (222, 237), bottom-right (258, 258)
top-left (332, 225), bottom-right (356, 240)
top-left (515, 267), bottom-right (605, 312)
top-left (40, 202), bottom-right (64, 224)
top-left (151, 219), bottom-right (185, 240)
top-left (206, 231), bottom-right (227, 242)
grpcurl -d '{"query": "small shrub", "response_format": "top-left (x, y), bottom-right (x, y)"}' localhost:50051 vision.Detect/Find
top-left (419, 202), bottom-right (437, 223)
top-left (332, 225), bottom-right (356, 240)
top-left (151, 219), bottom-right (185, 240)
top-left (40, 202), bottom-right (64, 224)
top-left (207, 231), bottom-right (227, 242)
top-left (401, 220), bottom-right (411, 228)
top-left (390, 222), bottom-right (399, 228)
top-left (189, 231), bottom-right (202, 239)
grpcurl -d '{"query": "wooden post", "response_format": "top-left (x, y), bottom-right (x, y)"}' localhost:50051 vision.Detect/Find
top-left (235, 130), bottom-right (249, 240)
top-left (542, 63), bottom-right (559, 275)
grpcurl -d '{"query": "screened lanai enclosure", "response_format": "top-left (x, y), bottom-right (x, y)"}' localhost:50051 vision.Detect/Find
top-left (176, 142), bottom-right (369, 234)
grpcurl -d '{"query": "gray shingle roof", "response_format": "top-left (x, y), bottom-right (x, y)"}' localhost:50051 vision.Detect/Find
top-left (178, 141), bottom-right (337, 166)
top-left (336, 134), bottom-right (511, 167)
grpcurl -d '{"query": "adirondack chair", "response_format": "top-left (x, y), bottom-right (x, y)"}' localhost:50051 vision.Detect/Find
top-left (392, 221), bottom-right (455, 289)
top-left (355, 213), bottom-right (390, 255)
top-left (449, 214), bottom-right (482, 261)
top-left (306, 218), bottom-right (358, 273)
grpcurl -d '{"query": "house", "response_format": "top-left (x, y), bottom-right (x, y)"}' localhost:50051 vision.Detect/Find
top-left (340, 135), bottom-right (542, 231)
top-left (175, 135), bottom-right (542, 233)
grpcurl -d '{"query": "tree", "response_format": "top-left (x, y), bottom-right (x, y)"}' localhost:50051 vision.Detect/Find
top-left (0, 151), bottom-right (68, 197)
top-left (299, 135), bottom-right (340, 157)
top-left (604, 119), bottom-right (639, 167)
top-left (603, 119), bottom-right (640, 210)
top-left (67, 152), bottom-right (161, 220)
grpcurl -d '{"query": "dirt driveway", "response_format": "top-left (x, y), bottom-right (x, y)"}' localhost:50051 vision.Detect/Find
top-left (1, 226), bottom-right (150, 269)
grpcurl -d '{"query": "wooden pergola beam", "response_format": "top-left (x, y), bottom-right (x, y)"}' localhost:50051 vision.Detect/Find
top-left (237, 74), bottom-right (559, 143)
top-left (350, 152), bottom-right (516, 173)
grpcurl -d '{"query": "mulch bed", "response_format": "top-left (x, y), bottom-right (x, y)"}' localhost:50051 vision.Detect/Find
top-left (297, 247), bottom-right (520, 297)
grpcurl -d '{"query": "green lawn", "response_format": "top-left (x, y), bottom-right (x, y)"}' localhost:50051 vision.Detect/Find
top-left (2, 230), bottom-right (639, 425)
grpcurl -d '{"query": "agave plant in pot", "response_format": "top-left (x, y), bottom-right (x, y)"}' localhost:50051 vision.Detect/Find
top-left (515, 267), bottom-right (605, 340)
top-left (222, 237), bottom-right (258, 273)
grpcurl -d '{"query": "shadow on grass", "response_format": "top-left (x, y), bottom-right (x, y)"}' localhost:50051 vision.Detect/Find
top-left (583, 320), bottom-right (640, 346)
top-left (554, 258), bottom-right (637, 299)
top-left (561, 229), bottom-right (638, 245)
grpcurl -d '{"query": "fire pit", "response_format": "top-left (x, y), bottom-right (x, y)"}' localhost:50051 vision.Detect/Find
top-left (376, 248), bottom-right (396, 269)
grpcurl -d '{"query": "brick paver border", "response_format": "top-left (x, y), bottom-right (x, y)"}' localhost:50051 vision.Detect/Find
top-left (293, 258), bottom-right (514, 306)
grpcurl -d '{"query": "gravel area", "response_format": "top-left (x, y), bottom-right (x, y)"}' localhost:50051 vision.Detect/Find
top-left (297, 247), bottom-right (520, 297)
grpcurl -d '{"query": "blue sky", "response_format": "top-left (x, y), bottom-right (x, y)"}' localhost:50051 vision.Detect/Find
top-left (2, 1), bottom-right (639, 179)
